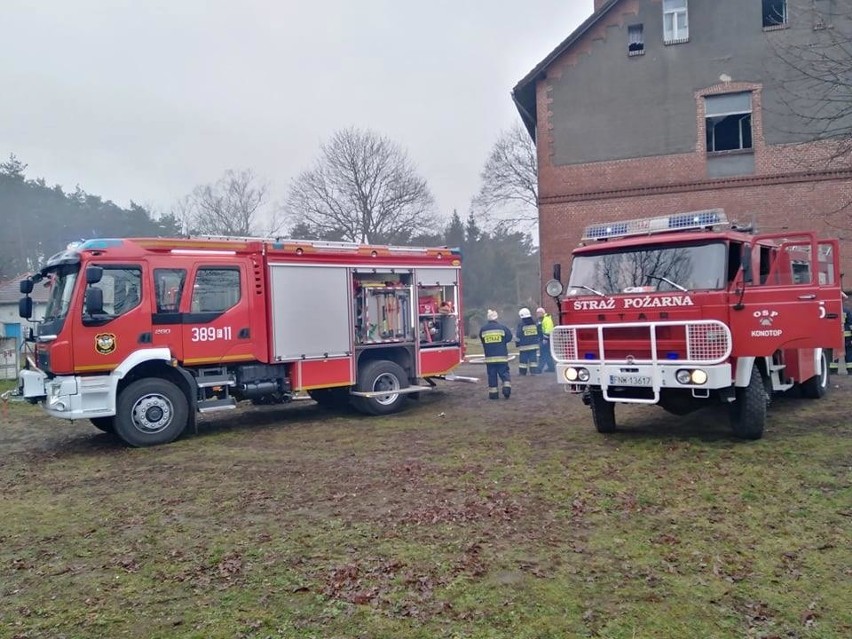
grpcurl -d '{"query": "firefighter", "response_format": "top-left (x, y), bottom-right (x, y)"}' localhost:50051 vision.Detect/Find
top-left (515, 307), bottom-right (541, 375)
top-left (536, 306), bottom-right (555, 373)
top-left (479, 309), bottom-right (513, 399)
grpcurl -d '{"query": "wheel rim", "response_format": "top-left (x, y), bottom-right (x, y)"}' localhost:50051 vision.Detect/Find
top-left (372, 373), bottom-right (401, 406)
top-left (130, 393), bottom-right (174, 434)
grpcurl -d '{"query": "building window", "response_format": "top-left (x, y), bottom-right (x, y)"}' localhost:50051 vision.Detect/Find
top-left (813, 0), bottom-right (833, 30)
top-left (663, 0), bottom-right (689, 44)
top-left (628, 24), bottom-right (645, 56)
top-left (705, 93), bottom-right (753, 153)
top-left (762, 0), bottom-right (787, 28)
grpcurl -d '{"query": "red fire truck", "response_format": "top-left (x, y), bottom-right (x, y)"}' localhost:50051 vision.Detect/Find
top-left (17, 236), bottom-right (465, 446)
top-left (544, 210), bottom-right (844, 440)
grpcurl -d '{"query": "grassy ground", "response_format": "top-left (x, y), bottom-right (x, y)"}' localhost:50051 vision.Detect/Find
top-left (1, 367), bottom-right (850, 639)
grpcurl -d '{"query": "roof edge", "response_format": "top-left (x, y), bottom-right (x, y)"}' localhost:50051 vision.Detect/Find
top-left (511, 0), bottom-right (622, 138)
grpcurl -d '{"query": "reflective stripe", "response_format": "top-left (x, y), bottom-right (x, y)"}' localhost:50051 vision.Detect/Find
top-left (518, 345), bottom-right (539, 352)
top-left (484, 356), bottom-right (509, 363)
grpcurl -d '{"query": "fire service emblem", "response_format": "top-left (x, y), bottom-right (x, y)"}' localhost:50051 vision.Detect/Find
top-left (95, 333), bottom-right (117, 355)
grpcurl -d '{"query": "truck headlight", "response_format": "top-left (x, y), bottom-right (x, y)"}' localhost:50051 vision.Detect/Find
top-left (577, 368), bottom-right (590, 382)
top-left (565, 367), bottom-right (579, 381)
top-left (691, 369), bottom-right (708, 385)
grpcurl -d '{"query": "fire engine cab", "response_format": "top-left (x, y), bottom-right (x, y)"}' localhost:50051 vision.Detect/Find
top-left (545, 210), bottom-right (844, 440)
top-left (17, 236), bottom-right (465, 446)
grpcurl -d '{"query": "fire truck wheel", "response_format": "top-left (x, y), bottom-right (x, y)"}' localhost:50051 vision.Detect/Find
top-left (114, 378), bottom-right (189, 447)
top-left (89, 417), bottom-right (115, 433)
top-left (730, 366), bottom-right (767, 440)
top-left (352, 360), bottom-right (409, 416)
top-left (589, 390), bottom-right (616, 433)
top-left (800, 351), bottom-right (829, 399)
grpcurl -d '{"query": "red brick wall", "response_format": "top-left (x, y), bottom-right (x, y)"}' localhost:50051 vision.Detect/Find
top-left (538, 178), bottom-right (852, 294)
top-left (535, 66), bottom-right (852, 291)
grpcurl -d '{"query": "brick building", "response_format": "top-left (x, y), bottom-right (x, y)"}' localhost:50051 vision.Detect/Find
top-left (513, 0), bottom-right (852, 289)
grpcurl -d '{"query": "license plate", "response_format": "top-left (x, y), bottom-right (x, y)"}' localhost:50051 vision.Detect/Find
top-left (609, 375), bottom-right (652, 386)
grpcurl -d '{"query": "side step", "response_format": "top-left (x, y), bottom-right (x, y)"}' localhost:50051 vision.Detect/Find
top-left (198, 398), bottom-right (237, 413)
top-left (196, 375), bottom-right (236, 388)
top-left (350, 385), bottom-right (433, 398)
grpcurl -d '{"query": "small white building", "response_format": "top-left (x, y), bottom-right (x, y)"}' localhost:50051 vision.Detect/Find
top-left (0, 274), bottom-right (48, 379)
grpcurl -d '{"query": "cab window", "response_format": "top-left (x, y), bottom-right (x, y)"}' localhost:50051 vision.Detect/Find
top-left (154, 268), bottom-right (186, 313)
top-left (191, 268), bottom-right (241, 313)
top-left (86, 267), bottom-right (142, 317)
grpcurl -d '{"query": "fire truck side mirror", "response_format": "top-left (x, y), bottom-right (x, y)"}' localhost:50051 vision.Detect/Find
top-left (86, 266), bottom-right (104, 285)
top-left (19, 279), bottom-right (33, 295)
top-left (553, 263), bottom-right (562, 282)
top-left (85, 287), bottom-right (104, 316)
top-left (742, 245), bottom-right (753, 284)
top-left (19, 297), bottom-right (33, 319)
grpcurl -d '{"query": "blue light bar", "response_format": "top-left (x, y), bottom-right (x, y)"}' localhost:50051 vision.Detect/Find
top-left (580, 209), bottom-right (728, 242)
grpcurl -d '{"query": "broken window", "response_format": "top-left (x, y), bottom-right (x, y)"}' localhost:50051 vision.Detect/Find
top-left (705, 93), bottom-right (753, 153)
top-left (762, 0), bottom-right (787, 28)
top-left (663, 0), bottom-right (689, 43)
top-left (628, 24), bottom-right (645, 56)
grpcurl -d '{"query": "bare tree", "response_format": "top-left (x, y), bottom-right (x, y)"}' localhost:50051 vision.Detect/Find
top-left (180, 169), bottom-right (279, 237)
top-left (768, 3), bottom-right (852, 163)
top-left (285, 127), bottom-right (436, 244)
top-left (472, 123), bottom-right (538, 230)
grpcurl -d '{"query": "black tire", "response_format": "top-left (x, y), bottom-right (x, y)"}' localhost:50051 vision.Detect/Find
top-left (308, 387), bottom-right (351, 409)
top-left (351, 360), bottom-right (409, 416)
top-left (589, 389), bottom-right (616, 433)
top-left (114, 378), bottom-right (189, 447)
top-left (730, 365), bottom-right (767, 440)
top-left (89, 417), bottom-right (115, 433)
top-left (800, 350), bottom-right (829, 399)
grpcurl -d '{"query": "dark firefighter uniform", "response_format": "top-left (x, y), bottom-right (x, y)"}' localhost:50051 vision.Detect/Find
top-left (515, 309), bottom-right (541, 375)
top-left (479, 313), bottom-right (513, 399)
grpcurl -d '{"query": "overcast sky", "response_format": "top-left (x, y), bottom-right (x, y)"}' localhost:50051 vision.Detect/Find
top-left (2, 0), bottom-right (593, 226)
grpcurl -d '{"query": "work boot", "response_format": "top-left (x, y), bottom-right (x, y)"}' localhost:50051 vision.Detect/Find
top-left (502, 386), bottom-right (511, 399)
top-left (489, 389), bottom-right (499, 400)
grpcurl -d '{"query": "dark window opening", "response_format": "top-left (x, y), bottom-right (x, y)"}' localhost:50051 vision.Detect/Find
top-left (628, 24), bottom-right (645, 55)
top-left (706, 114), bottom-right (753, 152)
top-left (762, 0), bottom-right (787, 27)
top-left (705, 93), bottom-right (753, 153)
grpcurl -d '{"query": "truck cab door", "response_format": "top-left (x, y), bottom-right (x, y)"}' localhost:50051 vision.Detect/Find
top-left (181, 264), bottom-right (255, 367)
top-left (729, 234), bottom-right (844, 354)
top-left (75, 264), bottom-right (152, 373)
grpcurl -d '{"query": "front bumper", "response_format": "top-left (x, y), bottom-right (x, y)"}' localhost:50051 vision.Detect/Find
top-left (555, 362), bottom-right (732, 404)
top-left (19, 369), bottom-right (115, 420)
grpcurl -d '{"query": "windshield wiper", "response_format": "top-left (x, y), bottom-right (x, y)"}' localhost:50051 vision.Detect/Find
top-left (577, 284), bottom-right (606, 298)
top-left (648, 276), bottom-right (688, 293)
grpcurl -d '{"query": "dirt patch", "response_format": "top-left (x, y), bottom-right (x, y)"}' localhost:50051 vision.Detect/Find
top-left (2, 365), bottom-right (851, 638)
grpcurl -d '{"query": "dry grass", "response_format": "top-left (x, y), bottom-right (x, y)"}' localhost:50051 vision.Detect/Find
top-left (1, 367), bottom-right (850, 638)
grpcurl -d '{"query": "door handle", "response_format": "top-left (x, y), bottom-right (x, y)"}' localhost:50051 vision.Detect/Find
top-left (798, 294), bottom-right (816, 300)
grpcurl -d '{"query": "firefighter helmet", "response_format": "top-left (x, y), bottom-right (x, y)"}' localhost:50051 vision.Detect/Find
top-left (519, 307), bottom-right (531, 319)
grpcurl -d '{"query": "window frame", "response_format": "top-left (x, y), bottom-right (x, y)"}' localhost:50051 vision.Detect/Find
top-left (762, 0), bottom-right (788, 29)
top-left (662, 0), bottom-right (689, 44)
top-left (704, 92), bottom-right (754, 154)
top-left (628, 24), bottom-right (645, 56)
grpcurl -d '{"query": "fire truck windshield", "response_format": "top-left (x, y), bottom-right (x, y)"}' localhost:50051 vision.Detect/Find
top-left (42, 268), bottom-right (79, 323)
top-left (567, 241), bottom-right (727, 296)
